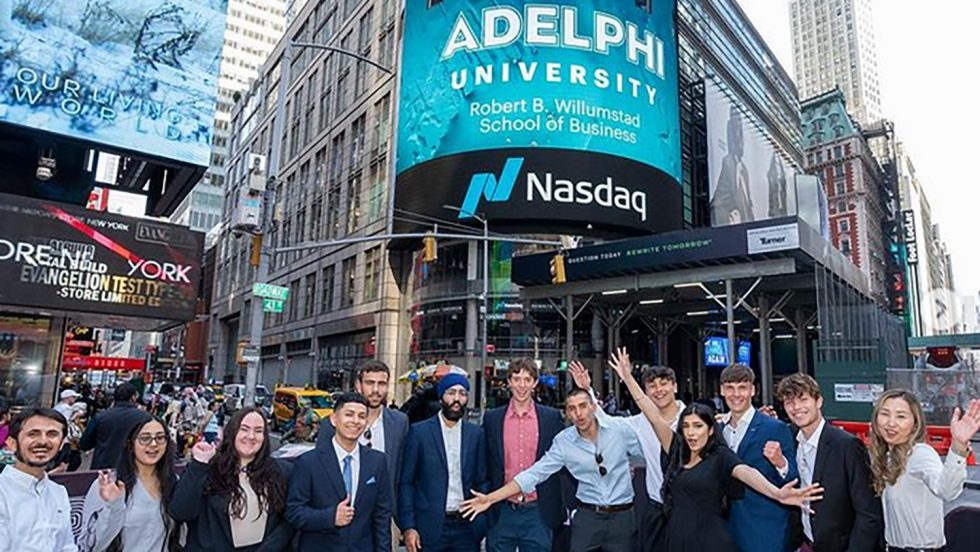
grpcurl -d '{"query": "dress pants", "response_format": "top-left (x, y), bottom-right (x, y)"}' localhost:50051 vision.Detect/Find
top-left (487, 502), bottom-right (552, 552)
top-left (639, 499), bottom-right (667, 552)
top-left (433, 515), bottom-right (480, 552)
top-left (569, 508), bottom-right (635, 552)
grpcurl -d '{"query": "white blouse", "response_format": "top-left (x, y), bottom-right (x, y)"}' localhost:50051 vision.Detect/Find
top-left (882, 443), bottom-right (967, 548)
top-left (81, 478), bottom-right (168, 552)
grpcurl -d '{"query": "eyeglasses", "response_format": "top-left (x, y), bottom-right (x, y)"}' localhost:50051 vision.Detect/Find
top-left (136, 433), bottom-right (168, 446)
top-left (595, 451), bottom-right (607, 477)
top-left (364, 428), bottom-right (373, 448)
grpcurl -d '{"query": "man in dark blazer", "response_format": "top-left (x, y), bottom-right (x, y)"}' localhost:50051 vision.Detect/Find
top-left (79, 383), bottom-right (148, 469)
top-left (775, 374), bottom-right (883, 552)
top-left (483, 358), bottom-right (565, 552)
top-left (399, 373), bottom-right (489, 552)
top-left (288, 392), bottom-right (392, 552)
top-left (719, 364), bottom-right (799, 552)
top-left (316, 360), bottom-right (409, 523)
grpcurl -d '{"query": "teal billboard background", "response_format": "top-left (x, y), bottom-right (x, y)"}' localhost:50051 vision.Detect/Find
top-left (396, 0), bottom-right (681, 181)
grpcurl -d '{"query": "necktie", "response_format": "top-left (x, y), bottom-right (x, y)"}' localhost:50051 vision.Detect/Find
top-left (343, 455), bottom-right (353, 497)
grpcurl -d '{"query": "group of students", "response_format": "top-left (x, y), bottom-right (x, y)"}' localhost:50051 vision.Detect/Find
top-left (1, 352), bottom-right (978, 552)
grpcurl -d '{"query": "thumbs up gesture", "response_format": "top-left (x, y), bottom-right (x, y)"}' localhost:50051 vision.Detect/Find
top-left (335, 495), bottom-right (355, 527)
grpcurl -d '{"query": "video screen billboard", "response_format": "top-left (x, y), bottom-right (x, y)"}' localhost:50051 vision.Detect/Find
top-left (395, 0), bottom-right (682, 237)
top-left (706, 80), bottom-right (799, 227)
top-left (0, 0), bottom-right (227, 167)
top-left (704, 337), bottom-right (751, 367)
top-left (0, 193), bottom-right (203, 321)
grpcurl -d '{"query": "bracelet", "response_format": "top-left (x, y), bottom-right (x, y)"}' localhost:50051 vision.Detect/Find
top-left (951, 444), bottom-right (972, 458)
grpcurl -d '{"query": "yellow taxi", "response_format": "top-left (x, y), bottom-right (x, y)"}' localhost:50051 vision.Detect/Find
top-left (271, 387), bottom-right (334, 431)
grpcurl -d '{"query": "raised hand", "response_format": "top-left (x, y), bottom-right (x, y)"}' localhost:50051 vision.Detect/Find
top-left (404, 528), bottom-right (422, 552)
top-left (459, 490), bottom-right (492, 521)
top-left (98, 469), bottom-right (126, 503)
top-left (335, 495), bottom-right (355, 527)
top-left (569, 361), bottom-right (592, 390)
top-left (758, 405), bottom-right (778, 419)
top-left (950, 399), bottom-right (980, 455)
top-left (190, 441), bottom-right (217, 464)
top-left (607, 346), bottom-right (632, 380)
top-left (775, 479), bottom-right (823, 513)
top-left (763, 440), bottom-right (787, 470)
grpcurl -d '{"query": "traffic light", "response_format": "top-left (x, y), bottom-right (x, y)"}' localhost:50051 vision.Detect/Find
top-left (249, 234), bottom-right (262, 267)
top-left (423, 232), bottom-right (438, 263)
top-left (550, 253), bottom-right (566, 285)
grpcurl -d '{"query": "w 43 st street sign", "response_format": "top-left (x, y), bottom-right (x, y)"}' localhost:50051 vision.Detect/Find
top-left (253, 283), bottom-right (289, 301)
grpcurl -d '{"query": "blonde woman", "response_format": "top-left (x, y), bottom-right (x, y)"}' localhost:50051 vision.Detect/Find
top-left (869, 389), bottom-right (980, 551)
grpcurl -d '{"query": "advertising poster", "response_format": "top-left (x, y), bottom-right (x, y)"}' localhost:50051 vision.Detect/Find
top-left (706, 80), bottom-right (799, 227)
top-left (0, 0), bottom-right (227, 167)
top-left (0, 193), bottom-right (203, 321)
top-left (395, 0), bottom-right (682, 237)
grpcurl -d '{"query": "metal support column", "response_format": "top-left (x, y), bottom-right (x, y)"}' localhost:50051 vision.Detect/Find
top-left (565, 296), bottom-right (574, 364)
top-left (725, 279), bottom-right (736, 363)
top-left (758, 295), bottom-right (773, 405)
top-left (795, 309), bottom-right (808, 374)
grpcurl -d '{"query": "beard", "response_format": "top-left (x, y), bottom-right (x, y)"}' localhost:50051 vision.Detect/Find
top-left (441, 400), bottom-right (465, 421)
top-left (15, 446), bottom-right (57, 468)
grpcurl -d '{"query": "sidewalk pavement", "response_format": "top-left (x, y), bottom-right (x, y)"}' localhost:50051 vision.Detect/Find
top-left (967, 464), bottom-right (980, 490)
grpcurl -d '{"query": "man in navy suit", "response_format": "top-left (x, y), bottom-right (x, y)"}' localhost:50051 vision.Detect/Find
top-left (718, 364), bottom-right (798, 552)
top-left (316, 360), bottom-right (409, 527)
top-left (483, 358), bottom-right (565, 552)
top-left (399, 373), bottom-right (489, 552)
top-left (287, 392), bottom-right (392, 552)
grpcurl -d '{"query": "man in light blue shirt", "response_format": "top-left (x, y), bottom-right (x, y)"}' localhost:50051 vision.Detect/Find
top-left (461, 387), bottom-right (642, 552)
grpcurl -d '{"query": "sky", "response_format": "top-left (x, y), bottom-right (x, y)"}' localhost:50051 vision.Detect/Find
top-left (736, 0), bottom-right (980, 303)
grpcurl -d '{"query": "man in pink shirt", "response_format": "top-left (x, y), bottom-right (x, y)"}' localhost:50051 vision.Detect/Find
top-left (482, 358), bottom-right (566, 552)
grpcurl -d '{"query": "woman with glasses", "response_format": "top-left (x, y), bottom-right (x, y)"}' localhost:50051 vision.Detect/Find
top-left (869, 389), bottom-right (980, 552)
top-left (171, 406), bottom-right (293, 551)
top-left (80, 414), bottom-right (180, 552)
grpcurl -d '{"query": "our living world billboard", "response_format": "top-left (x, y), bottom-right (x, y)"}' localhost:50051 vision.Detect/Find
top-left (0, 193), bottom-right (204, 321)
top-left (395, 0), bottom-right (681, 236)
top-left (0, 0), bottom-right (227, 167)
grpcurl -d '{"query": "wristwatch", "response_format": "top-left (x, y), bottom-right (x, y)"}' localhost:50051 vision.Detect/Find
top-left (951, 443), bottom-right (972, 458)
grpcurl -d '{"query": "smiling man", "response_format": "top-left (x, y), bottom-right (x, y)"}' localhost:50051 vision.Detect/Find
top-left (288, 392), bottom-right (392, 552)
top-left (482, 358), bottom-right (565, 552)
top-left (0, 408), bottom-right (77, 551)
top-left (718, 363), bottom-right (798, 552)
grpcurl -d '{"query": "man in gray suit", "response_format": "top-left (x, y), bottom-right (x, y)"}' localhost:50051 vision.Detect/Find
top-left (317, 360), bottom-right (409, 529)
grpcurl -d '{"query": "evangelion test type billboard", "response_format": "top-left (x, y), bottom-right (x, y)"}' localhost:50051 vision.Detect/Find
top-left (395, 0), bottom-right (681, 236)
top-left (0, 0), bottom-right (227, 167)
top-left (0, 193), bottom-right (203, 321)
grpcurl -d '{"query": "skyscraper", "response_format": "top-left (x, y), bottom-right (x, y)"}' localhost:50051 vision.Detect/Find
top-left (790, 0), bottom-right (883, 126)
top-left (171, 0), bottom-right (288, 232)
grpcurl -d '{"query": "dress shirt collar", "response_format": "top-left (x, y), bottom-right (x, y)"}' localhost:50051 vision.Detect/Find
top-left (797, 417), bottom-right (826, 448)
top-left (506, 400), bottom-right (537, 419)
top-left (725, 405), bottom-right (756, 429)
top-left (3, 464), bottom-right (48, 491)
top-left (332, 436), bottom-right (360, 463)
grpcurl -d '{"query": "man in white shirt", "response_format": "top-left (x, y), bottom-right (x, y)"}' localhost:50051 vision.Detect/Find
top-left (718, 364), bottom-right (798, 552)
top-left (0, 407), bottom-right (77, 552)
top-left (569, 361), bottom-right (684, 552)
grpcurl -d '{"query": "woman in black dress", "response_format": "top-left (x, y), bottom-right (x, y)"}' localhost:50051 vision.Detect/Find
top-left (608, 348), bottom-right (822, 551)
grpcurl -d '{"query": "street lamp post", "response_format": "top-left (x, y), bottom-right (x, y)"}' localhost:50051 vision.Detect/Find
top-left (243, 42), bottom-right (392, 407)
top-left (443, 205), bottom-right (489, 416)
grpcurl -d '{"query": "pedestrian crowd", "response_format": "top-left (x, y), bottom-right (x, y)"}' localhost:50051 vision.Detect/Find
top-left (0, 351), bottom-right (978, 552)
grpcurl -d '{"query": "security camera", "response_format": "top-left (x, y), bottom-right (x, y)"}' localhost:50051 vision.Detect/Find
top-left (36, 156), bottom-right (56, 181)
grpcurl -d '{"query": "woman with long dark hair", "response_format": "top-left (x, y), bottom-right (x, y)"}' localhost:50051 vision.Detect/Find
top-left (868, 389), bottom-right (979, 551)
top-left (80, 414), bottom-right (180, 552)
top-left (608, 348), bottom-right (822, 551)
top-left (171, 406), bottom-right (292, 551)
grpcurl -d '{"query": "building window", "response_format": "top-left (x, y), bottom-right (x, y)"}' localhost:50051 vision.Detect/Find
top-left (346, 173), bottom-right (361, 234)
top-left (304, 273), bottom-right (317, 319)
top-left (341, 256), bottom-right (357, 307)
top-left (351, 115), bottom-right (366, 168)
top-left (837, 200), bottom-right (847, 213)
top-left (321, 265), bottom-right (335, 313)
top-left (835, 179), bottom-right (845, 196)
top-left (840, 237), bottom-right (852, 256)
top-left (364, 246), bottom-right (382, 301)
top-left (288, 278), bottom-right (300, 321)
top-left (834, 164), bottom-right (845, 178)
top-left (839, 218), bottom-right (850, 233)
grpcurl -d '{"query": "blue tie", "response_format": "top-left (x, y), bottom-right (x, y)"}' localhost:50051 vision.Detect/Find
top-left (342, 455), bottom-right (353, 497)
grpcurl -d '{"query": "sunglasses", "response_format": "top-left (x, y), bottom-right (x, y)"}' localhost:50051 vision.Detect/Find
top-left (364, 428), bottom-right (373, 448)
top-left (595, 451), bottom-right (607, 477)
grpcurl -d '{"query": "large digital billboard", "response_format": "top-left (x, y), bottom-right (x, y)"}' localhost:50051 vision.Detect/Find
top-left (0, 193), bottom-right (203, 321)
top-left (395, 0), bottom-right (682, 236)
top-left (706, 80), bottom-right (799, 227)
top-left (0, 0), bottom-right (227, 167)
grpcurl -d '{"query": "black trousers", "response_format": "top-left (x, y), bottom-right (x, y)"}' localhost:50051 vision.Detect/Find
top-left (570, 508), bottom-right (636, 552)
top-left (638, 500), bottom-right (667, 552)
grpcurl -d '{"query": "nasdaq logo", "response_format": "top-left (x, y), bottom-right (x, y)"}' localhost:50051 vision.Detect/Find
top-left (458, 157), bottom-right (525, 218)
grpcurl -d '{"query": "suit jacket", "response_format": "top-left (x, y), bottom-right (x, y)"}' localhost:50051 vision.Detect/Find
top-left (315, 407), bottom-right (409, 512)
top-left (483, 402), bottom-right (565, 529)
top-left (78, 402), bottom-right (148, 470)
top-left (790, 423), bottom-right (884, 552)
top-left (398, 415), bottom-right (489, 547)
top-left (727, 412), bottom-right (799, 552)
top-left (171, 459), bottom-right (294, 552)
top-left (286, 444), bottom-right (392, 552)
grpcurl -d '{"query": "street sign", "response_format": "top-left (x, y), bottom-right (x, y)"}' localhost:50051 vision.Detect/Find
top-left (262, 298), bottom-right (284, 313)
top-left (253, 283), bottom-right (290, 301)
top-left (241, 346), bottom-right (260, 363)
